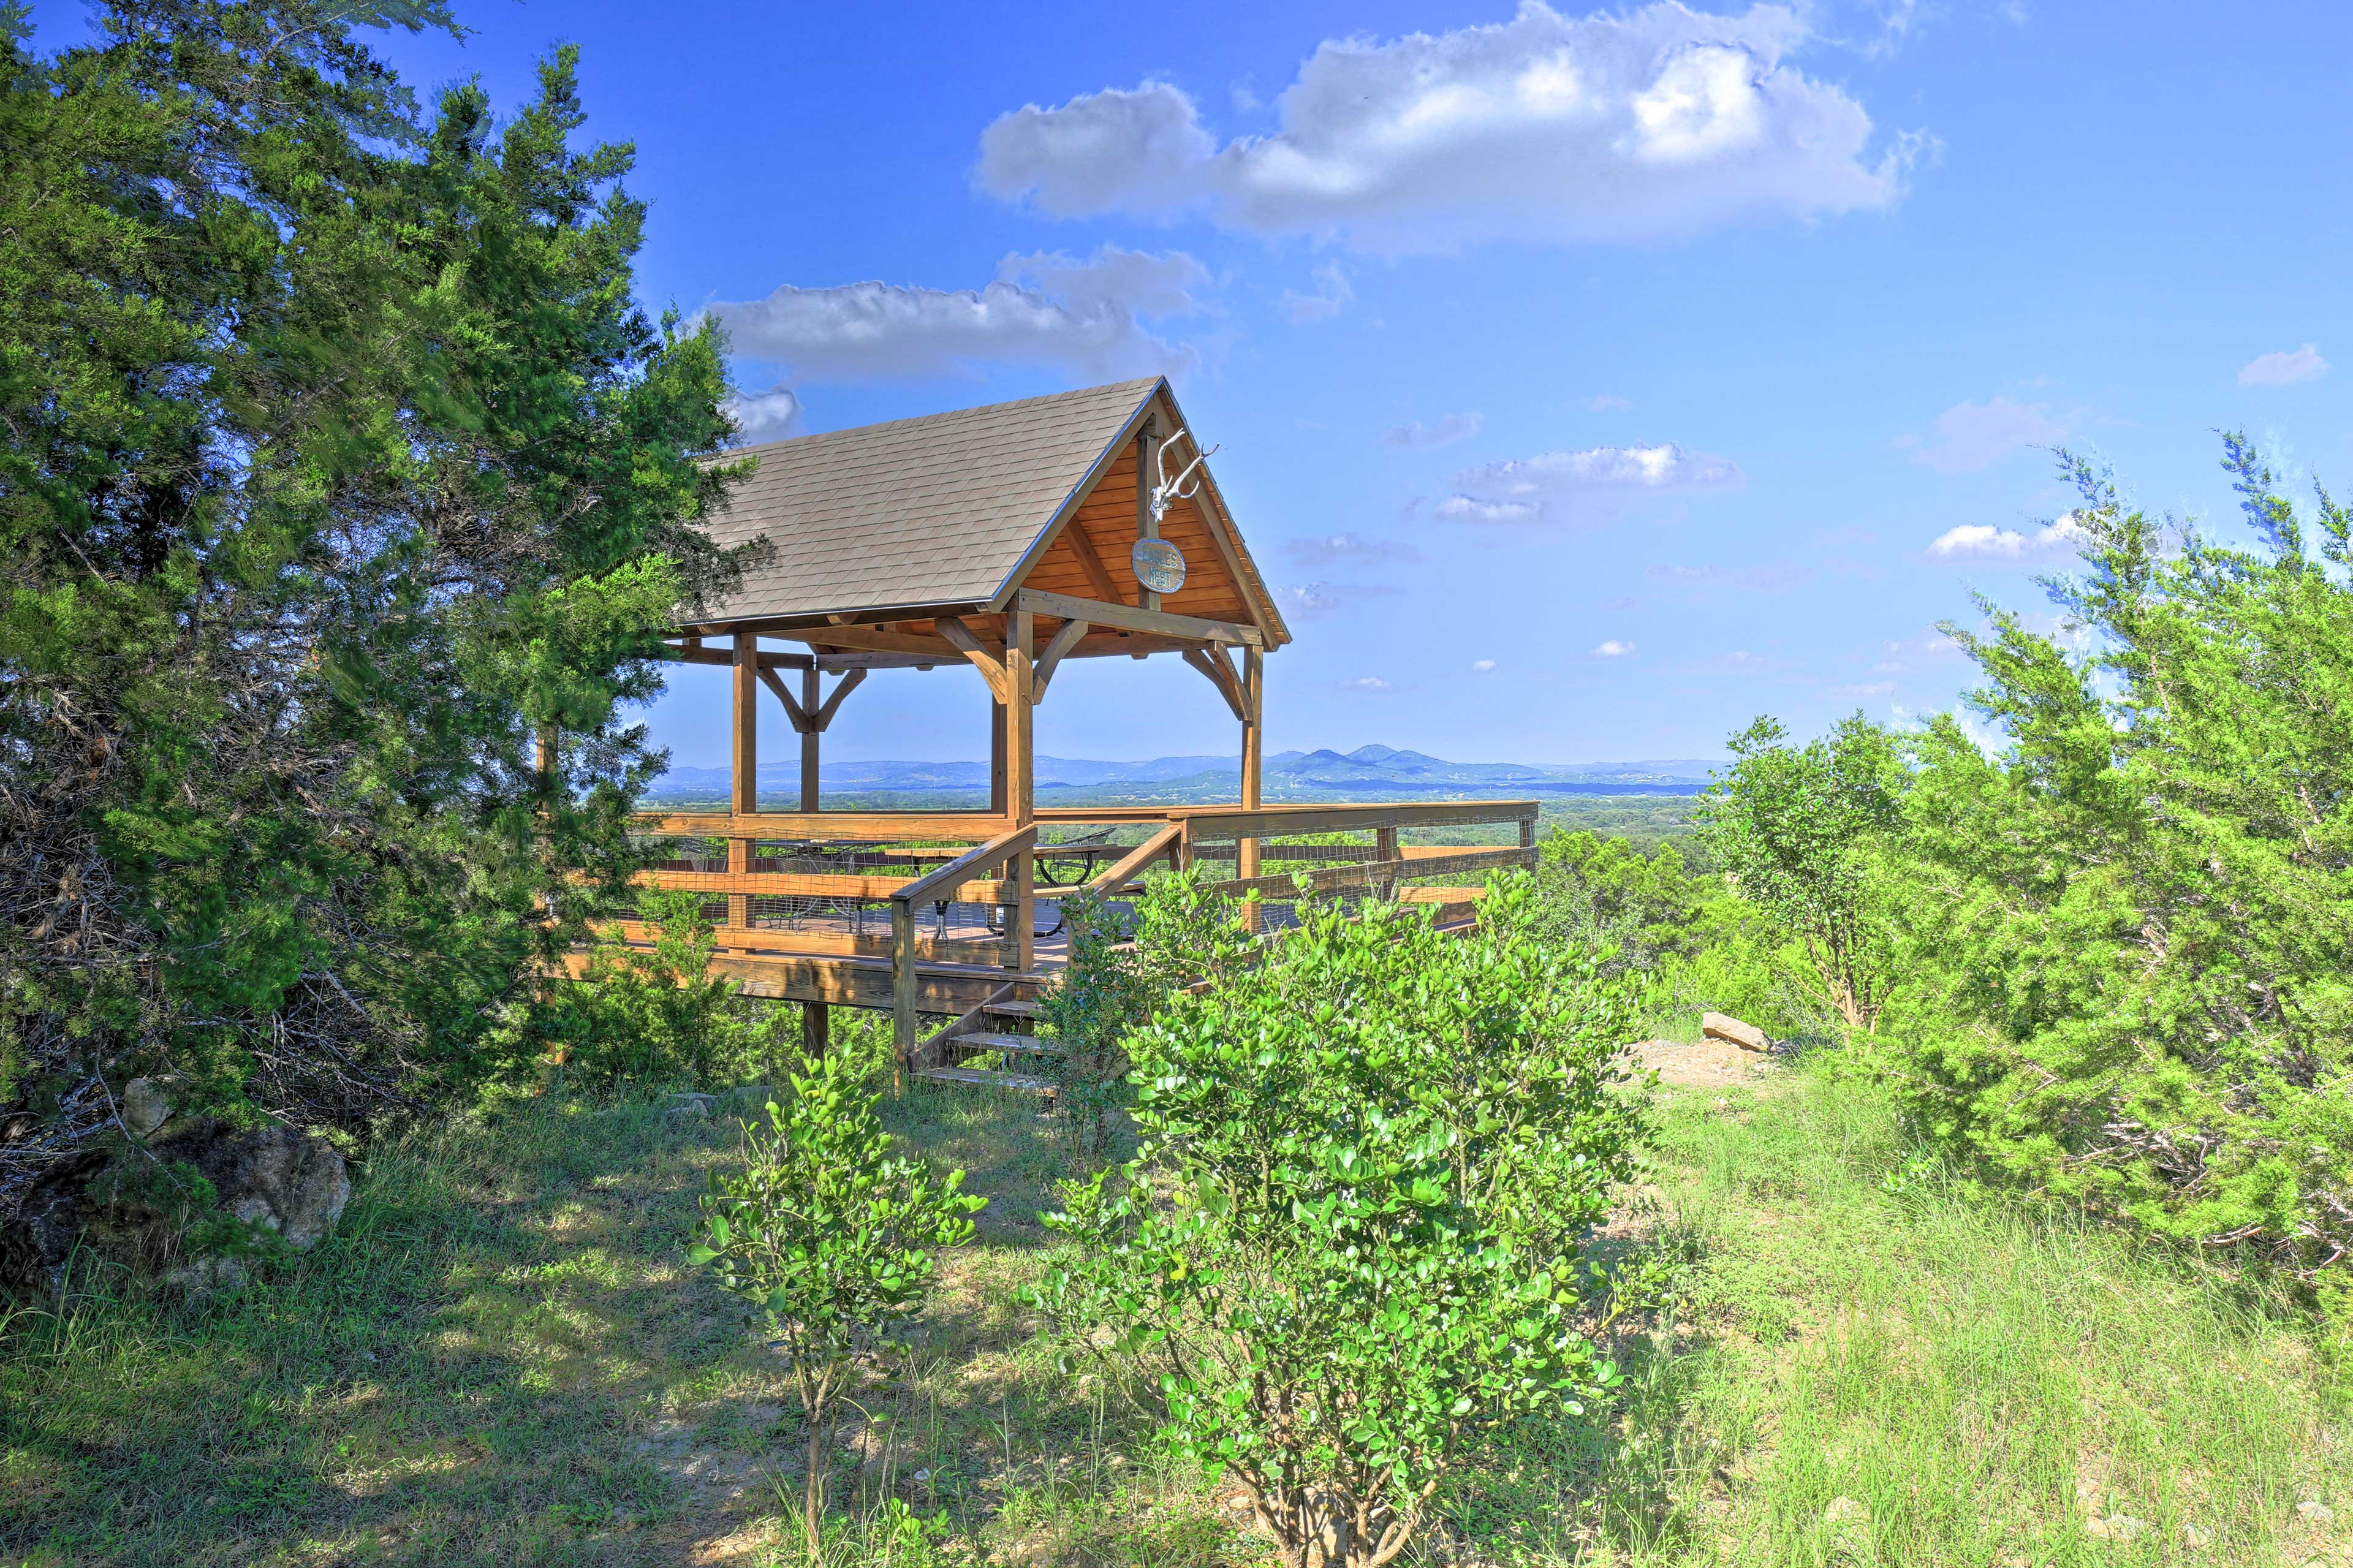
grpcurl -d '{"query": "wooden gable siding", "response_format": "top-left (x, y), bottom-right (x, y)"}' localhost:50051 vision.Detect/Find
top-left (1009, 448), bottom-right (1254, 626)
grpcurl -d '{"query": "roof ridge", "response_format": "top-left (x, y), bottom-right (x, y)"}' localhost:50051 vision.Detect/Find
top-left (726, 376), bottom-right (1163, 458)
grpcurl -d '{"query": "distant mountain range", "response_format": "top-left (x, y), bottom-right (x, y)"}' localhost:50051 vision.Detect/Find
top-left (644, 744), bottom-right (1721, 806)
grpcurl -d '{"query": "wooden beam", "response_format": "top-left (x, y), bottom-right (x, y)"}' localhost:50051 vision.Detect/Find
top-left (1064, 520), bottom-right (1127, 606)
top-left (756, 664), bottom-right (813, 734)
top-left (799, 624), bottom-right (993, 661)
top-left (560, 949), bottom-right (1039, 1013)
top-left (1012, 588), bottom-right (1260, 648)
top-left (813, 667), bottom-right (866, 730)
top-left (664, 643), bottom-right (813, 670)
top-left (1182, 647), bottom-right (1246, 722)
top-left (1210, 846), bottom-right (1533, 900)
top-left (814, 651), bottom-right (941, 672)
top-left (935, 616), bottom-right (1010, 703)
top-left (633, 809), bottom-right (1013, 841)
top-left (1030, 618), bottom-right (1090, 703)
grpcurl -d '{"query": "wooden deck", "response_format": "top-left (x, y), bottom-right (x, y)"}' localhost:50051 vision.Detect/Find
top-left (588, 798), bottom-right (1539, 1078)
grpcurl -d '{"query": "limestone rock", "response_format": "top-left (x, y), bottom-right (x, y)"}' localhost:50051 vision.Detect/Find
top-left (161, 1255), bottom-right (249, 1293)
top-left (122, 1077), bottom-right (177, 1138)
top-left (1702, 1012), bottom-right (1771, 1053)
top-left (153, 1121), bottom-right (351, 1250)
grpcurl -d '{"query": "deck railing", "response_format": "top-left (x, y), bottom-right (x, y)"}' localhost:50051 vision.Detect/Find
top-left (608, 798), bottom-right (1541, 1068)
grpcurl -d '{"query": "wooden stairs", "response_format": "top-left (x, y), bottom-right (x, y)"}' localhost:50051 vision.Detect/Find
top-left (912, 989), bottom-right (1061, 1096)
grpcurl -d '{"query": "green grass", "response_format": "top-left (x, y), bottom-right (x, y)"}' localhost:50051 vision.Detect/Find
top-left (4, 1056), bottom-right (2344, 1566)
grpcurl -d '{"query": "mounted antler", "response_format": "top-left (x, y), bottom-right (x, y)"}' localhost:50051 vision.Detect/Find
top-left (1151, 427), bottom-right (1220, 525)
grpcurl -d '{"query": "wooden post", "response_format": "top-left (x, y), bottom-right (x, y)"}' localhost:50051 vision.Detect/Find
top-left (892, 899), bottom-right (917, 1074)
top-left (1239, 645), bottom-right (1264, 932)
top-left (729, 632), bottom-right (757, 930)
top-left (799, 664), bottom-right (820, 812)
top-left (1134, 417), bottom-right (1160, 612)
top-left (801, 1001), bottom-right (829, 1061)
top-left (989, 699), bottom-right (1008, 816)
top-left (1374, 824), bottom-right (1400, 902)
top-left (1006, 609), bottom-right (1036, 972)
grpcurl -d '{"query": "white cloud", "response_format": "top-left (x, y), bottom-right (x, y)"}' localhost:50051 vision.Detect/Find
top-left (1471, 658), bottom-right (1499, 673)
top-left (1457, 441), bottom-right (1743, 497)
top-left (1592, 639), bottom-right (1637, 657)
top-left (1926, 512), bottom-right (2087, 560)
top-left (2238, 343), bottom-right (2327, 387)
top-left (976, 81), bottom-right (1217, 218)
top-left (705, 247), bottom-right (1207, 384)
top-left (1432, 496), bottom-right (1542, 525)
top-left (1580, 393), bottom-right (1632, 411)
top-left (1339, 675), bottom-right (1395, 694)
top-left (1283, 532), bottom-right (1420, 565)
top-left (975, 3), bottom-right (1920, 255)
top-left (1284, 580), bottom-right (1403, 619)
top-left (1906, 396), bottom-right (2064, 473)
top-left (727, 385), bottom-right (803, 443)
top-left (1381, 411), bottom-right (1485, 450)
top-left (1280, 261), bottom-right (1355, 323)
top-left (1647, 561), bottom-right (1811, 593)
top-left (1439, 441), bottom-right (1743, 525)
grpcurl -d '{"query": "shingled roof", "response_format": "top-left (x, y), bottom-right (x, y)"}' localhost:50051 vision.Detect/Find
top-left (691, 377), bottom-right (1284, 642)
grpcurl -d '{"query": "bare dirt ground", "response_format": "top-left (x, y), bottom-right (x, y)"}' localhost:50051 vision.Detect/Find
top-left (1622, 1035), bottom-right (1775, 1089)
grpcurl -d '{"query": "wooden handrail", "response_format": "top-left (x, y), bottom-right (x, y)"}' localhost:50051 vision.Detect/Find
top-left (890, 825), bottom-right (1037, 907)
top-left (891, 824), bottom-right (1036, 1068)
top-left (1082, 822), bottom-right (1183, 894)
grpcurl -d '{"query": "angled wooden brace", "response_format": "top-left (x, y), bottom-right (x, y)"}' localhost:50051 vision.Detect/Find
top-left (1029, 618), bottom-right (1090, 704)
top-left (756, 665), bottom-right (814, 734)
top-left (934, 615), bottom-right (1011, 703)
top-left (811, 667), bottom-right (866, 729)
top-left (1183, 644), bottom-right (1248, 722)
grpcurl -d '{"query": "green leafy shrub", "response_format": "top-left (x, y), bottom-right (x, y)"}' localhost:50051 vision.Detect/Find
top-left (1696, 713), bottom-right (1912, 1031)
top-left (559, 890), bottom-right (793, 1089)
top-left (1531, 828), bottom-right (1808, 1039)
top-left (1882, 442), bottom-right (2353, 1303)
top-left (1040, 868), bottom-right (1257, 1157)
top-left (1033, 873), bottom-right (1648, 1567)
top-left (689, 1051), bottom-right (983, 1554)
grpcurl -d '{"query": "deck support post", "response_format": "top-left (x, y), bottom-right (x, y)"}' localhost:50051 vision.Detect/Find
top-left (801, 1000), bottom-right (828, 1061)
top-left (989, 700), bottom-right (1007, 816)
top-left (1006, 608), bottom-right (1036, 974)
top-left (1239, 645), bottom-right (1264, 932)
top-left (799, 665), bottom-right (820, 812)
top-left (729, 632), bottom-right (758, 930)
top-left (892, 899), bottom-right (917, 1075)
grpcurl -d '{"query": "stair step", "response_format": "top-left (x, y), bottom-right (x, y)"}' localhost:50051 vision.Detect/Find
top-left (953, 1031), bottom-right (1063, 1056)
top-left (914, 1066), bottom-right (1055, 1094)
top-left (985, 998), bottom-right (1044, 1018)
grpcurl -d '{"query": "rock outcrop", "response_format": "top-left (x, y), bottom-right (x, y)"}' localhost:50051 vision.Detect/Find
top-left (1701, 1012), bottom-right (1773, 1053)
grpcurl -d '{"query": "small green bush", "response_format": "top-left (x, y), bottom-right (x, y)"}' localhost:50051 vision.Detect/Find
top-left (1039, 866), bottom-right (1257, 1157)
top-left (688, 1051), bottom-right (983, 1555)
top-left (1033, 873), bottom-right (1648, 1567)
top-left (557, 888), bottom-right (794, 1089)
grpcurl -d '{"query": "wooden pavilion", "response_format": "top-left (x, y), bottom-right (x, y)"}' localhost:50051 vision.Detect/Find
top-left (605, 377), bottom-right (1538, 1090)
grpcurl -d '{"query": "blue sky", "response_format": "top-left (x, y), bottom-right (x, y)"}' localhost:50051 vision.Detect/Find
top-left (44, 1), bottom-right (2353, 768)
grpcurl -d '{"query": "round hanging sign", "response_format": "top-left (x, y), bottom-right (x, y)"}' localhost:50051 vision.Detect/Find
top-left (1132, 537), bottom-right (1188, 594)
